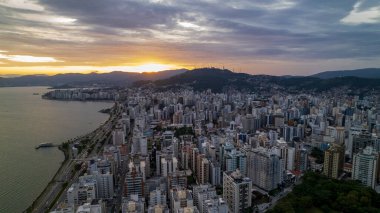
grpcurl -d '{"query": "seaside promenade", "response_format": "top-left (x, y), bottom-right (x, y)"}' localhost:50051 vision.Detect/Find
top-left (25, 103), bottom-right (121, 213)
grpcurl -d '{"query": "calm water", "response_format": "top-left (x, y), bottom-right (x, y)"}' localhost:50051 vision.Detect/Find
top-left (0, 87), bottom-right (112, 212)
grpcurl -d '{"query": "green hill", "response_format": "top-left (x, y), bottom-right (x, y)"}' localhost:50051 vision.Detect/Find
top-left (142, 68), bottom-right (380, 93)
top-left (268, 172), bottom-right (380, 213)
top-left (312, 68), bottom-right (380, 79)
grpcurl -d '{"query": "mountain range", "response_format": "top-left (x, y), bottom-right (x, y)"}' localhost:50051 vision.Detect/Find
top-left (147, 68), bottom-right (380, 93)
top-left (311, 68), bottom-right (380, 79)
top-left (0, 68), bottom-right (379, 92)
top-left (0, 69), bottom-right (187, 87)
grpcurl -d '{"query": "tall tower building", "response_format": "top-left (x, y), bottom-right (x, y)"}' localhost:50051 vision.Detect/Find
top-left (223, 170), bottom-right (252, 213)
top-left (210, 161), bottom-right (221, 186)
top-left (224, 150), bottom-right (247, 176)
top-left (352, 146), bottom-right (379, 189)
top-left (198, 157), bottom-right (210, 184)
top-left (113, 128), bottom-right (125, 146)
top-left (323, 144), bottom-right (344, 179)
top-left (247, 147), bottom-right (283, 191)
top-left (124, 162), bottom-right (145, 198)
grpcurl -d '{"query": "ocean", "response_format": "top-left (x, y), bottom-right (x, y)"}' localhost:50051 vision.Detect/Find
top-left (0, 87), bottom-right (112, 212)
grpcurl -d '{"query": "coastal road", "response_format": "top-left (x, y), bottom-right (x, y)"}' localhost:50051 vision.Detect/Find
top-left (48, 112), bottom-right (120, 211)
top-left (28, 103), bottom-right (121, 213)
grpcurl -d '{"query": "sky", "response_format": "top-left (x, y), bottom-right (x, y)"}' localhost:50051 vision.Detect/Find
top-left (0, 0), bottom-right (380, 76)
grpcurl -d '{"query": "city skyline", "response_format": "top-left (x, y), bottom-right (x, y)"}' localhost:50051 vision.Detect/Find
top-left (1, 0), bottom-right (380, 75)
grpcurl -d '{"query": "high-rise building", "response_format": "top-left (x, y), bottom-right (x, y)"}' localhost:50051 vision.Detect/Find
top-left (169, 187), bottom-right (194, 213)
top-left (177, 206), bottom-right (200, 213)
top-left (149, 188), bottom-right (167, 207)
top-left (140, 136), bottom-right (148, 156)
top-left (76, 199), bottom-right (106, 213)
top-left (210, 161), bottom-right (221, 186)
top-left (274, 138), bottom-right (294, 171)
top-left (295, 148), bottom-right (308, 172)
top-left (162, 131), bottom-right (174, 147)
top-left (203, 198), bottom-right (228, 213)
top-left (67, 182), bottom-right (96, 206)
top-left (113, 128), bottom-right (125, 146)
top-left (224, 150), bottom-right (247, 176)
top-left (86, 159), bottom-right (115, 199)
top-left (192, 184), bottom-right (217, 213)
top-left (124, 162), bottom-right (145, 198)
top-left (223, 170), bottom-right (252, 213)
top-left (247, 147), bottom-right (283, 191)
top-left (198, 157), bottom-right (210, 184)
top-left (352, 146), bottom-right (379, 189)
top-left (348, 127), bottom-right (372, 158)
top-left (167, 171), bottom-right (188, 191)
top-left (147, 205), bottom-right (170, 213)
top-left (121, 194), bottom-right (145, 213)
top-left (323, 144), bottom-right (345, 179)
top-left (96, 172), bottom-right (114, 199)
top-left (160, 156), bottom-right (178, 177)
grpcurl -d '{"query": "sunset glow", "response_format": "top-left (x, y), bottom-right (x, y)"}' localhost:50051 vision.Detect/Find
top-left (0, 63), bottom-right (182, 75)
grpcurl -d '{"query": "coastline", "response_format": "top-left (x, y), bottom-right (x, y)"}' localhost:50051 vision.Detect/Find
top-left (24, 146), bottom-right (69, 213)
top-left (24, 103), bottom-right (114, 213)
top-left (41, 93), bottom-right (115, 103)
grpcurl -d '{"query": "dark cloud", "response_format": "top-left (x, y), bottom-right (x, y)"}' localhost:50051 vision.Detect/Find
top-left (39, 0), bottom-right (183, 29)
top-left (1, 0), bottom-right (380, 74)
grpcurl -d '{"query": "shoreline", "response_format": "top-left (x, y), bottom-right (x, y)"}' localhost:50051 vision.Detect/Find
top-left (24, 146), bottom-right (69, 213)
top-left (24, 104), bottom-right (114, 213)
top-left (41, 96), bottom-right (115, 103)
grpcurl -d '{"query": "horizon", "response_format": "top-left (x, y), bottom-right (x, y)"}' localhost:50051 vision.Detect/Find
top-left (1, 66), bottom-right (380, 78)
top-left (1, 0), bottom-right (380, 75)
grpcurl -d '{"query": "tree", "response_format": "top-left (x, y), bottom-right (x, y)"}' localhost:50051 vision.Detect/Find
top-left (310, 147), bottom-right (324, 164)
top-left (270, 172), bottom-right (380, 212)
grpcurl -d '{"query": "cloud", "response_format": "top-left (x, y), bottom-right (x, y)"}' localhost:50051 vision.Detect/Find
top-left (0, 52), bottom-right (62, 62)
top-left (0, 0), bottom-right (44, 11)
top-left (341, 0), bottom-right (380, 25)
top-left (1, 0), bottom-right (380, 74)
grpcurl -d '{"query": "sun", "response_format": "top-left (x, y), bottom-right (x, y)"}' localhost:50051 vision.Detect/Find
top-left (99, 63), bottom-right (179, 73)
top-left (132, 63), bottom-right (177, 73)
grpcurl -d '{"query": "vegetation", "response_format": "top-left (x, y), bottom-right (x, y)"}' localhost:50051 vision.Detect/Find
top-left (243, 207), bottom-right (254, 213)
top-left (174, 127), bottom-right (195, 138)
top-left (60, 142), bottom-right (70, 160)
top-left (216, 186), bottom-right (223, 195)
top-left (268, 172), bottom-right (380, 213)
top-left (74, 163), bottom-right (82, 171)
top-left (150, 68), bottom-right (380, 93)
top-left (187, 175), bottom-right (196, 185)
top-left (310, 147), bottom-right (324, 164)
top-left (253, 191), bottom-right (270, 205)
top-left (269, 188), bottom-right (281, 196)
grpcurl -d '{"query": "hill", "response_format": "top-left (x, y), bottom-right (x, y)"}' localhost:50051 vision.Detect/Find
top-left (268, 172), bottom-right (380, 213)
top-left (0, 69), bottom-right (187, 87)
top-left (2, 67), bottom-right (380, 92)
top-left (154, 68), bottom-right (253, 91)
top-left (312, 68), bottom-right (380, 79)
top-left (141, 68), bottom-right (380, 93)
